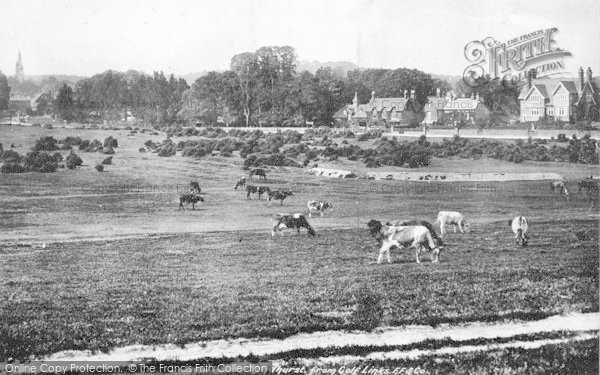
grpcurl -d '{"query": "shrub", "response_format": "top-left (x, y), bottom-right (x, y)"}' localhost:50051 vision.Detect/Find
top-left (22, 152), bottom-right (58, 173)
top-left (95, 164), bottom-right (104, 172)
top-left (33, 136), bottom-right (59, 151)
top-left (52, 152), bottom-right (63, 162)
top-left (101, 147), bottom-right (115, 154)
top-left (65, 152), bottom-right (83, 169)
top-left (138, 148), bottom-right (146, 153)
top-left (103, 136), bottom-right (118, 148)
top-left (1, 162), bottom-right (26, 173)
top-left (1, 150), bottom-right (21, 163)
top-left (349, 287), bottom-right (383, 331)
top-left (101, 156), bottom-right (112, 165)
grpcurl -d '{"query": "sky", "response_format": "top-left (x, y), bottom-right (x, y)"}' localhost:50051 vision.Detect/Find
top-left (0, 0), bottom-right (598, 77)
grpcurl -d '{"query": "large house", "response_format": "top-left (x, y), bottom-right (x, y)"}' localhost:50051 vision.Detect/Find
top-left (333, 90), bottom-right (419, 127)
top-left (518, 67), bottom-right (598, 122)
top-left (423, 89), bottom-right (489, 125)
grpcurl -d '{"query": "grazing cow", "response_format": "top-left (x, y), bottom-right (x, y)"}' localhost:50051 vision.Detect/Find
top-left (245, 185), bottom-right (271, 199)
top-left (234, 177), bottom-right (247, 190)
top-left (267, 190), bottom-right (293, 206)
top-left (307, 200), bottom-right (333, 218)
top-left (367, 220), bottom-right (441, 264)
top-left (271, 213), bottom-right (315, 236)
top-left (189, 180), bottom-right (201, 194)
top-left (435, 211), bottom-right (469, 236)
top-left (179, 193), bottom-right (204, 210)
top-left (249, 168), bottom-right (267, 180)
top-left (386, 219), bottom-right (443, 247)
top-left (509, 216), bottom-right (529, 246)
top-left (578, 179), bottom-right (599, 194)
top-left (550, 181), bottom-right (569, 195)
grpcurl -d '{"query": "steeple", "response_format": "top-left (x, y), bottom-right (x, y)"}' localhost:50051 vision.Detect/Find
top-left (352, 92), bottom-right (358, 110)
top-left (15, 51), bottom-right (24, 83)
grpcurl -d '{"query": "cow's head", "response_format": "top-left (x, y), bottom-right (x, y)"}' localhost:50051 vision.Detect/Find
top-left (367, 219), bottom-right (383, 238)
top-left (286, 190), bottom-right (294, 196)
top-left (324, 201), bottom-right (333, 209)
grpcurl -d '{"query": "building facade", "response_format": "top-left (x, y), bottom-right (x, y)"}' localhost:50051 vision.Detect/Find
top-left (423, 89), bottom-right (489, 125)
top-left (333, 90), bottom-right (419, 127)
top-left (518, 67), bottom-right (598, 122)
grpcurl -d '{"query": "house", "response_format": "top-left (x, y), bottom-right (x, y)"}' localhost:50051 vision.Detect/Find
top-left (424, 89), bottom-right (489, 125)
top-left (518, 67), bottom-right (598, 122)
top-left (8, 93), bottom-right (32, 116)
top-left (30, 91), bottom-right (55, 115)
top-left (333, 90), bottom-right (419, 127)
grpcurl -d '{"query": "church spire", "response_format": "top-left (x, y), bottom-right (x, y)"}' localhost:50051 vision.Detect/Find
top-left (15, 51), bottom-right (24, 83)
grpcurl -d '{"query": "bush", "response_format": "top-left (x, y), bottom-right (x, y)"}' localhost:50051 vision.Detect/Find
top-left (22, 152), bottom-right (58, 173)
top-left (95, 164), bottom-right (104, 172)
top-left (103, 136), bottom-right (118, 148)
top-left (65, 152), bottom-right (83, 169)
top-left (101, 147), bottom-right (115, 154)
top-left (33, 136), bottom-right (59, 151)
top-left (1, 162), bottom-right (26, 173)
top-left (1, 150), bottom-right (22, 163)
top-left (52, 152), bottom-right (63, 162)
top-left (349, 287), bottom-right (383, 331)
top-left (138, 148), bottom-right (146, 153)
top-left (101, 156), bottom-right (112, 165)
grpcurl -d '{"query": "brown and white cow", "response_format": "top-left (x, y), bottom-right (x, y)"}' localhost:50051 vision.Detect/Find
top-left (271, 213), bottom-right (315, 236)
top-left (245, 185), bottom-right (271, 199)
top-left (307, 200), bottom-right (333, 218)
top-left (550, 181), bottom-right (569, 195)
top-left (249, 168), bottom-right (267, 180)
top-left (234, 177), bottom-right (247, 190)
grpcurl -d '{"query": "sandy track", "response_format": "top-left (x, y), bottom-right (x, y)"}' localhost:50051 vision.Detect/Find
top-left (43, 312), bottom-right (599, 362)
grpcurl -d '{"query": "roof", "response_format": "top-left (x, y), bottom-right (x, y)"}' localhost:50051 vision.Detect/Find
top-left (533, 84), bottom-right (549, 98)
top-left (426, 96), bottom-right (480, 111)
top-left (367, 97), bottom-right (408, 112)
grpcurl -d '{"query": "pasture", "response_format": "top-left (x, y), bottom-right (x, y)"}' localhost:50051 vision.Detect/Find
top-left (0, 124), bottom-right (598, 370)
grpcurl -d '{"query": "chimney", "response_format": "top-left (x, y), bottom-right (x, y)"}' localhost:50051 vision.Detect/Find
top-left (587, 67), bottom-right (593, 82)
top-left (527, 69), bottom-right (533, 89)
top-left (410, 89), bottom-right (415, 100)
top-left (371, 90), bottom-right (376, 101)
top-left (436, 88), bottom-right (441, 98)
top-left (579, 67), bottom-right (585, 90)
top-left (403, 89), bottom-right (408, 99)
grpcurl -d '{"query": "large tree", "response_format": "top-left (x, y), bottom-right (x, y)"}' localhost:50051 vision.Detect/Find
top-left (55, 83), bottom-right (74, 121)
top-left (0, 71), bottom-right (9, 111)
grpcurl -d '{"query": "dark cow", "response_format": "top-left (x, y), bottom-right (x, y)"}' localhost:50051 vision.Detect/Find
top-left (267, 190), bottom-right (293, 206)
top-left (245, 185), bottom-right (271, 199)
top-left (249, 168), bottom-right (267, 180)
top-left (179, 193), bottom-right (204, 210)
top-left (271, 213), bottom-right (315, 236)
top-left (234, 177), bottom-right (247, 190)
top-left (189, 180), bottom-right (201, 193)
top-left (578, 179), bottom-right (599, 194)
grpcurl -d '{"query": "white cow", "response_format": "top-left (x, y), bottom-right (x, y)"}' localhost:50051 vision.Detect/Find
top-left (435, 211), bottom-right (469, 236)
top-left (509, 216), bottom-right (529, 246)
top-left (367, 220), bottom-right (441, 264)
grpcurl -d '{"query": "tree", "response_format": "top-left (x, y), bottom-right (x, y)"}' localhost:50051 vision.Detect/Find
top-left (0, 71), bottom-right (9, 110)
top-left (55, 83), bottom-right (74, 121)
top-left (231, 52), bottom-right (258, 126)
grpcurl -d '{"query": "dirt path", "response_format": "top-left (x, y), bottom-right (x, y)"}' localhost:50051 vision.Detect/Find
top-left (43, 312), bottom-right (599, 362)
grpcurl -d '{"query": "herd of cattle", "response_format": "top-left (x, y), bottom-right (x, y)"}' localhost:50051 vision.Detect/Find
top-left (176, 169), bottom-right (597, 265)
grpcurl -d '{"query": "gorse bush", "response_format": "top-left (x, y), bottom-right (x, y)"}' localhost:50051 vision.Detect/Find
top-left (65, 152), bottom-right (83, 169)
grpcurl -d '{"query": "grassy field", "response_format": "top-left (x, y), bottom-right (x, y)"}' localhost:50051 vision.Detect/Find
top-left (0, 125), bottom-right (598, 362)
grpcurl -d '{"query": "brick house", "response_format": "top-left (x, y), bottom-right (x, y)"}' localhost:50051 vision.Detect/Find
top-left (333, 90), bottom-right (419, 127)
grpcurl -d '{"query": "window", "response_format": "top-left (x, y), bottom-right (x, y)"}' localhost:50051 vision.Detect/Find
top-left (531, 108), bottom-right (539, 115)
top-left (558, 107), bottom-right (565, 115)
top-left (557, 93), bottom-right (567, 100)
top-left (548, 108), bottom-right (554, 115)
top-left (531, 95), bottom-right (540, 103)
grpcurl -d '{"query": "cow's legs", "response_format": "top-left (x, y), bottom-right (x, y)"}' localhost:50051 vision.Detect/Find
top-left (320, 211), bottom-right (324, 217)
top-left (459, 221), bottom-right (465, 233)
top-left (378, 243), bottom-right (391, 264)
top-left (280, 200), bottom-right (283, 206)
top-left (414, 246), bottom-right (421, 264)
top-left (179, 201), bottom-right (184, 210)
top-left (453, 224), bottom-right (457, 233)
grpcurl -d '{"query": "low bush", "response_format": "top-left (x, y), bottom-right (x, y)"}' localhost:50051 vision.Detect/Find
top-left (65, 152), bottom-right (83, 169)
top-left (101, 156), bottom-right (112, 165)
top-left (95, 164), bottom-right (104, 172)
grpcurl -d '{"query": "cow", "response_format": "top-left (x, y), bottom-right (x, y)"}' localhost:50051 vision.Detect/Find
top-left (179, 193), bottom-right (204, 210)
top-left (386, 219), bottom-right (443, 247)
top-left (267, 190), bottom-right (293, 206)
top-left (234, 177), bottom-right (247, 190)
top-left (509, 216), bottom-right (529, 246)
top-left (307, 200), bottom-right (333, 218)
top-left (578, 179), bottom-right (599, 194)
top-left (435, 211), bottom-right (469, 236)
top-left (367, 219), bottom-right (441, 264)
top-left (189, 180), bottom-right (201, 194)
top-left (245, 185), bottom-right (271, 199)
top-left (249, 168), bottom-right (267, 180)
top-left (271, 213), bottom-right (316, 237)
top-left (550, 181), bottom-right (569, 195)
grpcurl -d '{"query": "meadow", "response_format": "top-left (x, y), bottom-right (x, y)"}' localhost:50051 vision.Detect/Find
top-left (0, 124), bottom-right (598, 370)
